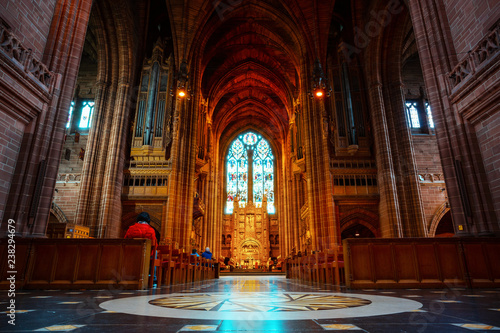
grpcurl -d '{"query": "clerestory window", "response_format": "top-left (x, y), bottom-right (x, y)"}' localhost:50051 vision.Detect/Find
top-left (405, 100), bottom-right (435, 133)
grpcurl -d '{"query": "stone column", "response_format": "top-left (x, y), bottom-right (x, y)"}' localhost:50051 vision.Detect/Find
top-left (302, 86), bottom-right (337, 250)
top-left (367, 83), bottom-right (403, 237)
top-left (385, 82), bottom-right (427, 237)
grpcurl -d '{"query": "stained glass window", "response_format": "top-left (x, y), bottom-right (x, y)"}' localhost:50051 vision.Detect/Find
top-left (405, 100), bottom-right (435, 131)
top-left (79, 100), bottom-right (95, 129)
top-left (226, 131), bottom-right (275, 214)
top-left (405, 101), bottom-right (421, 128)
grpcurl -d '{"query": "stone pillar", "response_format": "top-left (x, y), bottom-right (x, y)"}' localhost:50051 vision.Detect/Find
top-left (75, 81), bottom-right (110, 233)
top-left (368, 83), bottom-right (403, 237)
top-left (164, 90), bottom-right (197, 250)
top-left (302, 89), bottom-right (337, 250)
top-left (99, 82), bottom-right (132, 237)
top-left (385, 82), bottom-right (427, 237)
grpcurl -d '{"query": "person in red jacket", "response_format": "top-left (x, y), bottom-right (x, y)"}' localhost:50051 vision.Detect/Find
top-left (124, 212), bottom-right (157, 248)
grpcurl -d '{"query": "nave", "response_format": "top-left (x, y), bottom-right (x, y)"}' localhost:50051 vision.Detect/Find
top-left (5, 276), bottom-right (500, 332)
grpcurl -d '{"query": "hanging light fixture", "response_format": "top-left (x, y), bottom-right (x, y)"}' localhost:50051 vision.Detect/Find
top-left (309, 58), bottom-right (331, 99)
top-left (176, 59), bottom-right (191, 100)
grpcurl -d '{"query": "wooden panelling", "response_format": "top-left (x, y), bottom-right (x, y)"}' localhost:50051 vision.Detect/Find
top-left (415, 243), bottom-right (442, 284)
top-left (20, 239), bottom-right (151, 290)
top-left (394, 244), bottom-right (419, 283)
top-left (372, 244), bottom-right (396, 283)
top-left (0, 239), bottom-right (32, 289)
top-left (350, 244), bottom-right (372, 282)
top-left (463, 240), bottom-right (500, 287)
top-left (53, 244), bottom-right (78, 283)
top-left (30, 244), bottom-right (56, 283)
top-left (344, 238), bottom-right (500, 289)
top-left (76, 245), bottom-right (99, 282)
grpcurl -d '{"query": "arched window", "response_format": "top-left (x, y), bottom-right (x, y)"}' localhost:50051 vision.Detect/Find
top-left (226, 131), bottom-right (275, 214)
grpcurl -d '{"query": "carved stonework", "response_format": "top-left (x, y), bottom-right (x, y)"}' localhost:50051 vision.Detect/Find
top-left (0, 24), bottom-right (54, 90)
top-left (227, 199), bottom-right (271, 268)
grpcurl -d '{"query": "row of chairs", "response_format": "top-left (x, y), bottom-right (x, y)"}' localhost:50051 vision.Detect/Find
top-left (286, 246), bottom-right (345, 287)
top-left (149, 244), bottom-right (216, 288)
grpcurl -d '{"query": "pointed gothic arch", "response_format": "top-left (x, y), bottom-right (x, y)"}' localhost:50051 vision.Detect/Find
top-left (225, 131), bottom-right (275, 214)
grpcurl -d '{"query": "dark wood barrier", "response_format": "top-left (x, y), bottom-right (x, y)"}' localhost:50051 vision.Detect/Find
top-left (343, 237), bottom-right (500, 289)
top-left (0, 238), bottom-right (151, 290)
top-left (0, 238), bottom-right (32, 290)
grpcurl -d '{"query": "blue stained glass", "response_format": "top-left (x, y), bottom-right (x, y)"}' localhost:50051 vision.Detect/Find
top-left (226, 131), bottom-right (275, 214)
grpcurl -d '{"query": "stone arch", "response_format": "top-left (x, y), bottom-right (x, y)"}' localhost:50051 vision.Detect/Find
top-left (340, 208), bottom-right (379, 238)
top-left (428, 202), bottom-right (452, 237)
top-left (341, 220), bottom-right (378, 239)
top-left (49, 203), bottom-right (68, 224)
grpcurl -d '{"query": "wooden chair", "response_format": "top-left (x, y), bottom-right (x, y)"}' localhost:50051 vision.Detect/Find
top-left (189, 254), bottom-right (201, 282)
top-left (326, 246), bottom-right (345, 287)
top-left (158, 244), bottom-right (174, 286)
top-left (148, 242), bottom-right (162, 288)
top-left (171, 249), bottom-right (187, 285)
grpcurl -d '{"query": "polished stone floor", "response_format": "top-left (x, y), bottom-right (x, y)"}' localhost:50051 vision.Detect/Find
top-left (2, 276), bottom-right (500, 332)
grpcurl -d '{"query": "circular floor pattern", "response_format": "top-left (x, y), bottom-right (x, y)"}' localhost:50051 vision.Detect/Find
top-left (150, 293), bottom-right (371, 312)
top-left (100, 292), bottom-right (422, 320)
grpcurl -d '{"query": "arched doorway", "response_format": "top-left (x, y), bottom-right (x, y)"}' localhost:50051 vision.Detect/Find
top-left (341, 222), bottom-right (376, 240)
top-left (434, 211), bottom-right (454, 237)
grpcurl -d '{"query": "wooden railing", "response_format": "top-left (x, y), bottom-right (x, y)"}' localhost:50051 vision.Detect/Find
top-left (343, 237), bottom-right (500, 289)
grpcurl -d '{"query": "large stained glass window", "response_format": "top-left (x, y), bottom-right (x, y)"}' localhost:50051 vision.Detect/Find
top-left (226, 132), bottom-right (275, 214)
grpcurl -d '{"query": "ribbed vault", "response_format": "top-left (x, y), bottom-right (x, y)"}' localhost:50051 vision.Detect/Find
top-left (199, 4), bottom-right (303, 144)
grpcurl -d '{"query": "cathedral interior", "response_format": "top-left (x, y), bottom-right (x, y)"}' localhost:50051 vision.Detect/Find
top-left (0, 0), bottom-right (499, 331)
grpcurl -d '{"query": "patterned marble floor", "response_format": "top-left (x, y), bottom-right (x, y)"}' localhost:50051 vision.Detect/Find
top-left (2, 276), bottom-right (500, 332)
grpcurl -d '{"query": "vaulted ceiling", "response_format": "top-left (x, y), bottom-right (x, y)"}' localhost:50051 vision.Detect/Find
top-left (166, 0), bottom-right (337, 145)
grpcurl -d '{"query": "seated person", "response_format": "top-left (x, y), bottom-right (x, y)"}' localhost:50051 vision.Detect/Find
top-left (124, 212), bottom-right (157, 251)
top-left (191, 248), bottom-right (200, 257)
top-left (124, 212), bottom-right (158, 284)
top-left (201, 247), bottom-right (213, 267)
top-left (201, 247), bottom-right (212, 260)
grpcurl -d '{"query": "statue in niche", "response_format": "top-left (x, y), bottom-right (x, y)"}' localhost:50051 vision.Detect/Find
top-left (247, 215), bottom-right (254, 230)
